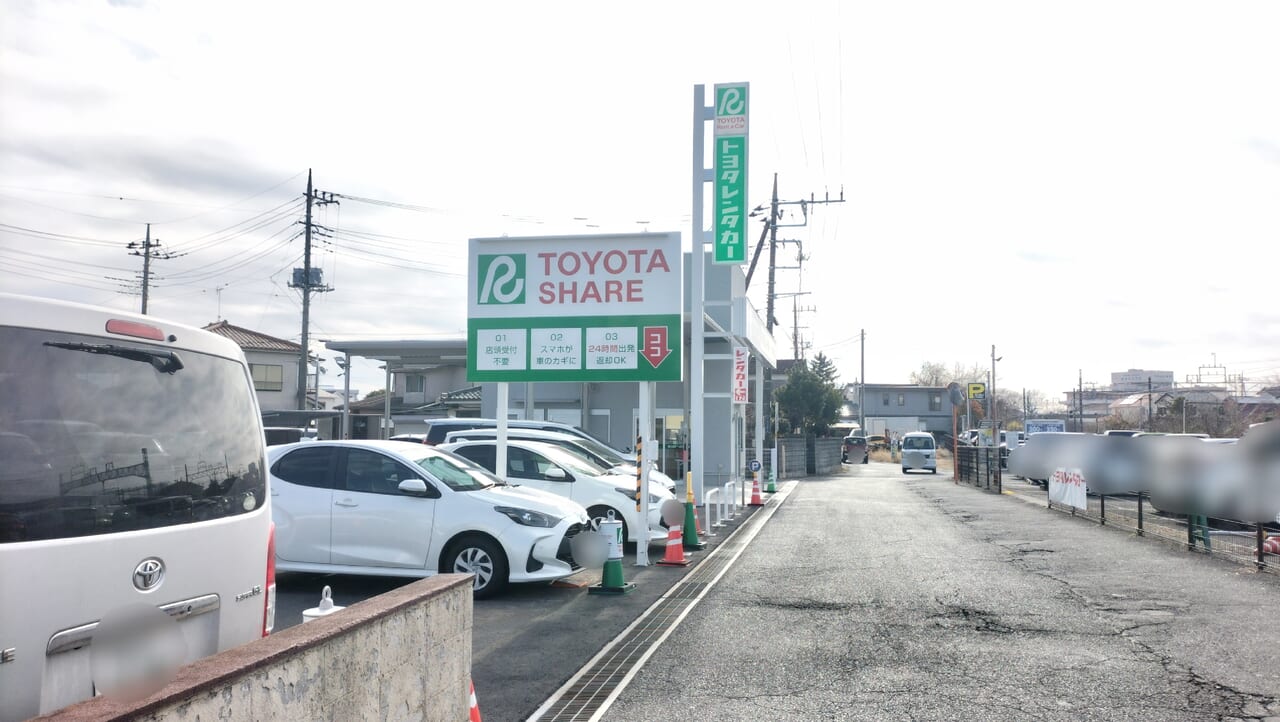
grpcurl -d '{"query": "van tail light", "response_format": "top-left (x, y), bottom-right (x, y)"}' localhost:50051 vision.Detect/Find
top-left (263, 522), bottom-right (276, 636)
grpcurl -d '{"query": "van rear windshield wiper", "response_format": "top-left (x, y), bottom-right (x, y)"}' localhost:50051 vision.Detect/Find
top-left (44, 341), bottom-right (185, 374)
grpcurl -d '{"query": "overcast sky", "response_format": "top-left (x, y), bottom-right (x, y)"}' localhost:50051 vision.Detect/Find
top-left (3, 0), bottom-right (1279, 402)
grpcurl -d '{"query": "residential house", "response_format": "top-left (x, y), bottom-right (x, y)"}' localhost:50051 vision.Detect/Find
top-left (1107, 391), bottom-right (1174, 426)
top-left (847, 383), bottom-right (952, 435)
top-left (203, 321), bottom-right (306, 412)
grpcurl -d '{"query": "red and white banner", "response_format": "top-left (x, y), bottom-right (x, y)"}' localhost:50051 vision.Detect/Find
top-left (732, 346), bottom-right (749, 404)
top-left (1048, 467), bottom-right (1088, 510)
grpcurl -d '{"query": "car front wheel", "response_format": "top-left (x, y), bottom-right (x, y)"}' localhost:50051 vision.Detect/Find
top-left (445, 536), bottom-right (508, 599)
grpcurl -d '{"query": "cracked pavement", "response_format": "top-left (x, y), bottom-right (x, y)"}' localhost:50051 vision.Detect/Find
top-left (606, 463), bottom-right (1280, 721)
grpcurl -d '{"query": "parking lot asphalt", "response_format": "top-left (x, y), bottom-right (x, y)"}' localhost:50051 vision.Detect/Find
top-left (274, 498), bottom-right (769, 721)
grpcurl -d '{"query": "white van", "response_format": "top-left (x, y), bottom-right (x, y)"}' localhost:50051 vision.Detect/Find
top-left (901, 432), bottom-right (937, 474)
top-left (0, 294), bottom-right (275, 720)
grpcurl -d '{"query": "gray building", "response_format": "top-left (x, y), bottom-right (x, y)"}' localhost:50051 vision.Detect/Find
top-left (849, 383), bottom-right (952, 435)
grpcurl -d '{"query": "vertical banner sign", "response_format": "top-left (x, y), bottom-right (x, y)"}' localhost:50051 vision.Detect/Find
top-left (713, 82), bottom-right (749, 264)
top-left (467, 233), bottom-right (683, 382)
top-left (732, 346), bottom-right (749, 404)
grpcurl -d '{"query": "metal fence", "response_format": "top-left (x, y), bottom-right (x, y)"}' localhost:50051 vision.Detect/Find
top-left (981, 477), bottom-right (1280, 574)
top-left (955, 446), bottom-right (1002, 493)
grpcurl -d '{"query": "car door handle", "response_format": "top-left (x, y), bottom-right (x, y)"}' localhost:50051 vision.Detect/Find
top-left (335, 499), bottom-right (358, 508)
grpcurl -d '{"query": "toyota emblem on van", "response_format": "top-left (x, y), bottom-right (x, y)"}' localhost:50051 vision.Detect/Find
top-left (132, 558), bottom-right (165, 592)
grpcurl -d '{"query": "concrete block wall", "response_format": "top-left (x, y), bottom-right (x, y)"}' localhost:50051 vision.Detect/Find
top-left (812, 438), bottom-right (843, 475)
top-left (39, 575), bottom-right (473, 722)
top-left (778, 437), bottom-right (808, 478)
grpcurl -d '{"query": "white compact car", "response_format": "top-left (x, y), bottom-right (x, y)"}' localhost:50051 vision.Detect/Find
top-left (268, 440), bottom-right (590, 597)
top-left (440, 439), bottom-right (674, 546)
top-left (441, 427), bottom-right (678, 493)
top-left (901, 432), bottom-right (938, 474)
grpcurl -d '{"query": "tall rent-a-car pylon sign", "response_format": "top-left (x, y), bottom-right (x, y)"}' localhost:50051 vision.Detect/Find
top-left (713, 82), bottom-right (748, 264)
top-left (467, 233), bottom-right (683, 383)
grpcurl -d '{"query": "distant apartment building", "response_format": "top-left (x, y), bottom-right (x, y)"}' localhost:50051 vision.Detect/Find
top-left (1110, 369), bottom-right (1174, 392)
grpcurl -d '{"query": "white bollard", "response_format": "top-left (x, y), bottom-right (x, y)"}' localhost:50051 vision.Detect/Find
top-left (704, 487), bottom-right (722, 533)
top-left (302, 585), bottom-right (343, 623)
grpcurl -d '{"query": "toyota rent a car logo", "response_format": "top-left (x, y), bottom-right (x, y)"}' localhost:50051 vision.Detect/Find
top-left (477, 253), bottom-right (526, 305)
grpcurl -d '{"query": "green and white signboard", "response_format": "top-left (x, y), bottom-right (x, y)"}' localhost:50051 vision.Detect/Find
top-left (713, 82), bottom-right (749, 264)
top-left (467, 233), bottom-right (683, 382)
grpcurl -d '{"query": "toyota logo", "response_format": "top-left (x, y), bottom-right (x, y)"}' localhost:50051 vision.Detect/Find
top-left (132, 558), bottom-right (165, 592)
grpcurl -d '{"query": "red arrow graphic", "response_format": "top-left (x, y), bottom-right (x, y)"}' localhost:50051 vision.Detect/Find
top-left (641, 326), bottom-right (671, 368)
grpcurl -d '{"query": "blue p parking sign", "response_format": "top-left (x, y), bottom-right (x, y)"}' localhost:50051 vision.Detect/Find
top-left (748, 459), bottom-right (762, 473)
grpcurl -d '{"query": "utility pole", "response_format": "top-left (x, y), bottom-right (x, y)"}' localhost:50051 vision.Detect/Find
top-left (291, 169), bottom-right (337, 411)
top-left (127, 223), bottom-right (175, 315)
top-left (1152, 376), bottom-right (1162, 432)
top-left (765, 174), bottom-right (780, 334)
top-left (990, 345), bottom-right (1000, 429)
top-left (1078, 369), bottom-right (1084, 432)
top-left (859, 329), bottom-right (865, 435)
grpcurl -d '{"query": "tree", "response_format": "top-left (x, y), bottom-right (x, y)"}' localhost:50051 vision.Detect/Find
top-left (362, 388), bottom-right (386, 400)
top-left (810, 352), bottom-right (840, 386)
top-left (909, 361), bottom-right (949, 386)
top-left (908, 360), bottom-right (988, 386)
top-left (775, 359), bottom-right (844, 436)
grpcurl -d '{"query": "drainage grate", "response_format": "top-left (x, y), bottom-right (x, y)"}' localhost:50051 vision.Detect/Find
top-left (528, 482), bottom-right (796, 722)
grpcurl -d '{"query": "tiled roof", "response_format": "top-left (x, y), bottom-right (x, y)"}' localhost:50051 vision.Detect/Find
top-left (203, 321), bottom-right (300, 353)
top-left (440, 386), bottom-right (481, 402)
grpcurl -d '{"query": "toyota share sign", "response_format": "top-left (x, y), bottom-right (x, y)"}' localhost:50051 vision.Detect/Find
top-left (467, 233), bottom-right (683, 382)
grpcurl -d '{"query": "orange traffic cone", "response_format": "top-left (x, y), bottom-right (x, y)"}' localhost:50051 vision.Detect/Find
top-left (655, 524), bottom-right (690, 566)
top-left (749, 472), bottom-right (764, 506)
top-left (469, 679), bottom-right (483, 722)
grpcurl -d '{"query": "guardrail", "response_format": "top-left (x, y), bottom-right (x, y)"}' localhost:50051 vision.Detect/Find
top-left (1039, 486), bottom-right (1278, 571)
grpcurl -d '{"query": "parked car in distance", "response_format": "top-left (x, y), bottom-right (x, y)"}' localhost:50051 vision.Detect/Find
top-left (866, 434), bottom-right (889, 451)
top-left (440, 439), bottom-right (673, 546)
top-left (441, 427), bottom-right (677, 492)
top-left (264, 426), bottom-right (318, 445)
top-left (268, 440), bottom-right (590, 598)
top-left (901, 432), bottom-right (937, 474)
top-left (394, 417), bottom-right (679, 490)
top-left (842, 435), bottom-right (868, 464)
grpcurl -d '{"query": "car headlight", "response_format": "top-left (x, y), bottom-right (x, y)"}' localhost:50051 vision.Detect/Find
top-left (494, 506), bottom-right (562, 528)
top-left (613, 487), bottom-right (663, 504)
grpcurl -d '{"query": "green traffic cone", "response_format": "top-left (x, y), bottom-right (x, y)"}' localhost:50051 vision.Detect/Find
top-left (589, 557), bottom-right (635, 595)
top-left (682, 501), bottom-right (706, 550)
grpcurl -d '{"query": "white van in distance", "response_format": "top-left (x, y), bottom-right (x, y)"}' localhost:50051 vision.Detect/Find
top-left (901, 432), bottom-right (938, 474)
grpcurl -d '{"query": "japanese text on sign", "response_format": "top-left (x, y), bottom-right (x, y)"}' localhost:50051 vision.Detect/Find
top-left (733, 346), bottom-right (749, 404)
top-left (714, 83), bottom-right (749, 264)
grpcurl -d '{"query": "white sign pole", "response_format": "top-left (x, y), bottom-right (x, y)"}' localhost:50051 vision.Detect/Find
top-left (690, 84), bottom-right (709, 513)
top-left (636, 381), bottom-right (652, 566)
top-left (496, 382), bottom-right (509, 483)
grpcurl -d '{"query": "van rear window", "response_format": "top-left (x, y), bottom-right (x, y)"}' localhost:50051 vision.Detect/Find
top-left (0, 327), bottom-right (266, 542)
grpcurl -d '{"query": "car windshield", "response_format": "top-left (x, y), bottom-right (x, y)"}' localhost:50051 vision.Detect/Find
top-left (409, 450), bottom-right (502, 492)
top-left (539, 445), bottom-right (610, 477)
top-left (565, 433), bottom-right (629, 464)
top-left (903, 436), bottom-right (934, 450)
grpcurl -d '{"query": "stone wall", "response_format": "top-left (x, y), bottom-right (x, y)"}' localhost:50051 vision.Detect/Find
top-left (39, 575), bottom-right (473, 722)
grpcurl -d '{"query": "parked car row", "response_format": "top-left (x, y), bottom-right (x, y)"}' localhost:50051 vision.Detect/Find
top-left (268, 428), bottom-right (678, 598)
top-left (1006, 424), bottom-right (1280, 522)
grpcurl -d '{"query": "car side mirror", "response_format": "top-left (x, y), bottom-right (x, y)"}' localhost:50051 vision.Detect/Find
top-left (544, 466), bottom-right (570, 481)
top-left (398, 479), bottom-right (437, 497)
